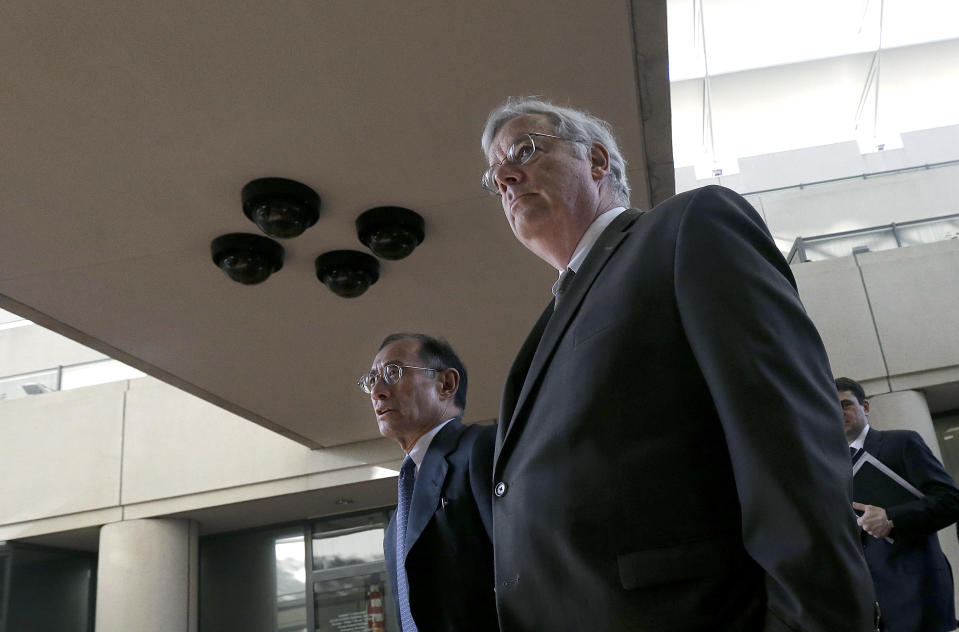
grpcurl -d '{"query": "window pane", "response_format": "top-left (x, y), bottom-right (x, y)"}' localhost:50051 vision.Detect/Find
top-left (313, 571), bottom-right (391, 632)
top-left (275, 534), bottom-right (307, 632)
top-left (312, 530), bottom-right (384, 570)
top-left (312, 512), bottom-right (389, 570)
top-left (935, 418), bottom-right (959, 483)
top-left (311, 510), bottom-right (396, 632)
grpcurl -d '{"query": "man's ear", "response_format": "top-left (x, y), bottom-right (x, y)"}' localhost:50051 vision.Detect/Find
top-left (589, 142), bottom-right (611, 182)
top-left (863, 399), bottom-right (870, 416)
top-left (438, 368), bottom-right (459, 401)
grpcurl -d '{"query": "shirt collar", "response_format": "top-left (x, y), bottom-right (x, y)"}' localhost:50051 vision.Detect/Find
top-left (848, 424), bottom-right (870, 450)
top-left (406, 417), bottom-right (456, 471)
top-left (562, 207), bottom-right (627, 276)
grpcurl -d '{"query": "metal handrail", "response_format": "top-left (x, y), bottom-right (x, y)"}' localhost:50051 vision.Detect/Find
top-left (0, 356), bottom-right (141, 402)
top-left (788, 212), bottom-right (959, 263)
top-left (0, 366), bottom-right (61, 384)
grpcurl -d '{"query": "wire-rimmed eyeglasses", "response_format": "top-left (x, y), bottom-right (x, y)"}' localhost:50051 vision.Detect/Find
top-left (357, 362), bottom-right (440, 394)
top-left (481, 132), bottom-right (578, 196)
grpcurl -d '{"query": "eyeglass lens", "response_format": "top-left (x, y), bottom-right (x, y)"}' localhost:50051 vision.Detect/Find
top-left (482, 134), bottom-right (537, 195)
top-left (359, 363), bottom-right (405, 393)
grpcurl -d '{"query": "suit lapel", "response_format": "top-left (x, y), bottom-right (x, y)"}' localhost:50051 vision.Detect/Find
top-left (863, 427), bottom-right (883, 459)
top-left (405, 418), bottom-right (463, 554)
top-left (496, 209), bottom-right (644, 468)
top-left (495, 301), bottom-right (552, 463)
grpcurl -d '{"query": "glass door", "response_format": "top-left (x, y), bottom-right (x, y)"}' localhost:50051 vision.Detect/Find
top-left (312, 563), bottom-right (392, 632)
top-left (310, 511), bottom-right (397, 632)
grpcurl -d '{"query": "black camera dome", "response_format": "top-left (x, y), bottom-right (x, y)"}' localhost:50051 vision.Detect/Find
top-left (242, 177), bottom-right (320, 239)
top-left (315, 250), bottom-right (380, 298)
top-left (211, 233), bottom-right (284, 285)
top-left (356, 206), bottom-right (425, 260)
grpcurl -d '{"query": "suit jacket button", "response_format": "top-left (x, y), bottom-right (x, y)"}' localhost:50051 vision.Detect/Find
top-left (494, 482), bottom-right (507, 497)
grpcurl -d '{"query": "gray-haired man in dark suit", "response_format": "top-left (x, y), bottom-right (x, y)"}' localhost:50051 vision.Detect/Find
top-left (482, 97), bottom-right (878, 631)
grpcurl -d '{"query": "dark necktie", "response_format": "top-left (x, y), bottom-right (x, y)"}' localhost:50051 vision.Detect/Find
top-left (552, 268), bottom-right (576, 308)
top-left (395, 457), bottom-right (418, 632)
top-left (850, 446), bottom-right (858, 460)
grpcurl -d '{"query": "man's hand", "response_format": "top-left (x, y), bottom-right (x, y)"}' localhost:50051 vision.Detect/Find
top-left (852, 502), bottom-right (894, 538)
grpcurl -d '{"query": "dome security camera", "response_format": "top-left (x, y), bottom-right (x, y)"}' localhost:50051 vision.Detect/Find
top-left (356, 206), bottom-right (425, 260)
top-left (211, 233), bottom-right (284, 285)
top-left (242, 177), bottom-right (321, 239)
top-left (314, 250), bottom-right (380, 298)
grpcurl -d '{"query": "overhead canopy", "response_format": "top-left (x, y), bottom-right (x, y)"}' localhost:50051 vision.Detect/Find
top-left (0, 0), bottom-right (673, 447)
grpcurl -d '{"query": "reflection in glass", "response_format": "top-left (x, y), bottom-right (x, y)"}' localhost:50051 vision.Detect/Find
top-left (313, 528), bottom-right (385, 570)
top-left (311, 510), bottom-right (396, 631)
top-left (314, 572), bottom-right (390, 632)
top-left (312, 513), bottom-right (388, 571)
top-left (275, 534), bottom-right (308, 632)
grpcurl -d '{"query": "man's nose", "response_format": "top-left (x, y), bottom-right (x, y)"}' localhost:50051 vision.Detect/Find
top-left (370, 378), bottom-right (390, 399)
top-left (492, 162), bottom-right (523, 192)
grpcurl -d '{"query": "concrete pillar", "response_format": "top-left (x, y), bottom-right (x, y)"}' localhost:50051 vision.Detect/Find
top-left (868, 389), bottom-right (941, 459)
top-left (867, 389), bottom-right (959, 615)
top-left (95, 518), bottom-right (198, 632)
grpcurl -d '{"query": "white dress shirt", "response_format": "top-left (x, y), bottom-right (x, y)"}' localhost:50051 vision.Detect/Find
top-left (406, 417), bottom-right (456, 472)
top-left (563, 206), bottom-right (628, 275)
top-left (849, 424), bottom-right (870, 452)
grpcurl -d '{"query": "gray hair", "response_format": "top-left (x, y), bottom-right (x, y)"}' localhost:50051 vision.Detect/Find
top-left (481, 97), bottom-right (630, 205)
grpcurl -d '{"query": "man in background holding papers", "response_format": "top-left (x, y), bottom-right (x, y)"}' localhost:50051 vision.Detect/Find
top-left (838, 376), bottom-right (959, 632)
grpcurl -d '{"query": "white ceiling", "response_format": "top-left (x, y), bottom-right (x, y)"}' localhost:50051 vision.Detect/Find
top-left (666, 0), bottom-right (959, 81)
top-left (0, 0), bottom-right (672, 448)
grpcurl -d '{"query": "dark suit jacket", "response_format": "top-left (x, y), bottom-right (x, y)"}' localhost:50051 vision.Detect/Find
top-left (860, 428), bottom-right (959, 632)
top-left (384, 418), bottom-right (498, 631)
top-left (493, 186), bottom-right (876, 631)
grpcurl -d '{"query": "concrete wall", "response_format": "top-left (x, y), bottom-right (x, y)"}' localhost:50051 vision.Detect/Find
top-left (0, 383), bottom-right (125, 527)
top-left (794, 238), bottom-right (959, 397)
top-left (0, 378), bottom-right (400, 542)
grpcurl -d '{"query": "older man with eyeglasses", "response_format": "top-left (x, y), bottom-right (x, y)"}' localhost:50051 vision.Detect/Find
top-left (482, 98), bottom-right (879, 631)
top-left (360, 332), bottom-right (498, 632)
